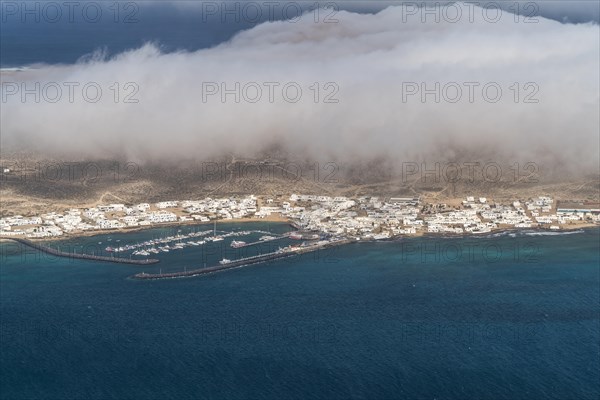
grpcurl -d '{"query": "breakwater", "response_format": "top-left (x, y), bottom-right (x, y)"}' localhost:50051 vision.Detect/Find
top-left (133, 239), bottom-right (351, 280)
top-left (233, 234), bottom-right (287, 248)
top-left (4, 237), bottom-right (160, 265)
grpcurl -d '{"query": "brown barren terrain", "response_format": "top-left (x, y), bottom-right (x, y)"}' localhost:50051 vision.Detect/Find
top-left (1, 154), bottom-right (598, 217)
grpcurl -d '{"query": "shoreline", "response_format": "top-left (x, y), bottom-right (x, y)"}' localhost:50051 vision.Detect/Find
top-left (0, 214), bottom-right (291, 243)
top-left (1, 220), bottom-right (597, 245)
top-left (414, 223), bottom-right (598, 239)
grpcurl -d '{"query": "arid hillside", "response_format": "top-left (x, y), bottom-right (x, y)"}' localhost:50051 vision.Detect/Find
top-left (1, 154), bottom-right (598, 217)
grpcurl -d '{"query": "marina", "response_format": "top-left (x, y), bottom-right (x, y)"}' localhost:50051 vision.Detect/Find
top-left (105, 228), bottom-right (278, 256)
top-left (227, 233), bottom-right (288, 248)
top-left (132, 238), bottom-right (351, 280)
top-left (7, 238), bottom-right (160, 265)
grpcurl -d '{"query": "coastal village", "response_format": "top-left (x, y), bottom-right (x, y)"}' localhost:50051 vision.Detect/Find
top-left (1, 194), bottom-right (599, 240)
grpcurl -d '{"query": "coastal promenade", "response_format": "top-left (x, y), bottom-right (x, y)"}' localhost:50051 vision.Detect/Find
top-left (3, 237), bottom-right (160, 265)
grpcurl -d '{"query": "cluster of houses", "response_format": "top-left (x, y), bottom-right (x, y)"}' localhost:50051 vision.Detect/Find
top-left (0, 193), bottom-right (598, 239)
top-left (0, 196), bottom-right (259, 238)
top-left (282, 195), bottom-right (599, 238)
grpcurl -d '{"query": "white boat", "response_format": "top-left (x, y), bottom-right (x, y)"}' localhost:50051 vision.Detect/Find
top-left (373, 233), bottom-right (390, 240)
top-left (259, 235), bottom-right (276, 241)
top-left (230, 240), bottom-right (246, 248)
top-left (219, 258), bottom-right (232, 265)
top-left (212, 236), bottom-right (224, 242)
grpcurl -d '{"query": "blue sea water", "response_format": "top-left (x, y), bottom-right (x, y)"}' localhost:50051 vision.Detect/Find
top-left (2, 0), bottom-right (598, 68)
top-left (1, 223), bottom-right (599, 399)
top-left (0, 3), bottom-right (275, 67)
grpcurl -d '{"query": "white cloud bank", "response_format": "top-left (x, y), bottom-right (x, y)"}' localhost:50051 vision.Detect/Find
top-left (1, 4), bottom-right (599, 171)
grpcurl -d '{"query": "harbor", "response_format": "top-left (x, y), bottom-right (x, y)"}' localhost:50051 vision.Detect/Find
top-left (132, 238), bottom-right (351, 280)
top-left (5, 238), bottom-right (160, 265)
top-left (229, 233), bottom-right (289, 248)
top-left (114, 227), bottom-right (284, 256)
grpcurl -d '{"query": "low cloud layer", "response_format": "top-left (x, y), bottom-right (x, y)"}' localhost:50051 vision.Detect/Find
top-left (1, 4), bottom-right (598, 172)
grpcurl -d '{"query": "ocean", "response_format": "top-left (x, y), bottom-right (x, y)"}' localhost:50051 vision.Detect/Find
top-left (1, 223), bottom-right (599, 399)
top-left (0, 3), bottom-right (274, 68)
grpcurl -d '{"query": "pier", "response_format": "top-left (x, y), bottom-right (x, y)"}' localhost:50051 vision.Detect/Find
top-left (5, 238), bottom-right (160, 265)
top-left (233, 234), bottom-right (287, 248)
top-left (132, 239), bottom-right (351, 280)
